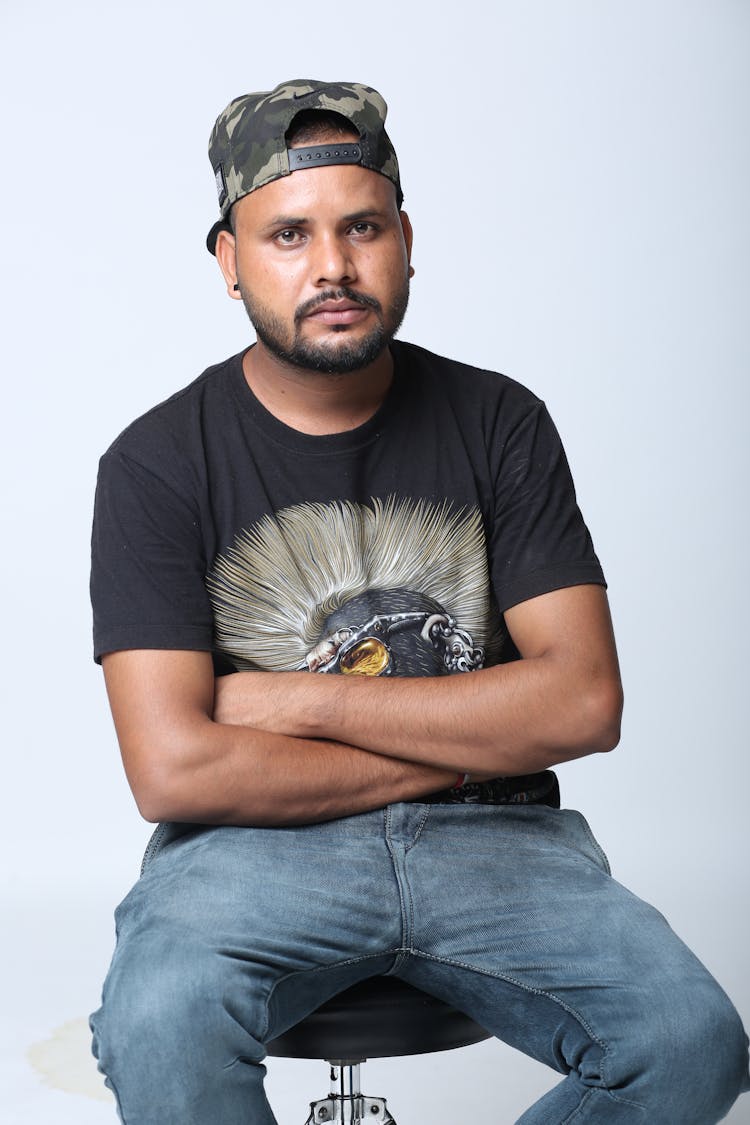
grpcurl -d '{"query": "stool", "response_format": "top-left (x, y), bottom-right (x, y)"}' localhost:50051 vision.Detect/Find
top-left (266, 975), bottom-right (491, 1123)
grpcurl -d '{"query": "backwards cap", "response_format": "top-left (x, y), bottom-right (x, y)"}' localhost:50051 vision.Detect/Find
top-left (206, 78), bottom-right (403, 255)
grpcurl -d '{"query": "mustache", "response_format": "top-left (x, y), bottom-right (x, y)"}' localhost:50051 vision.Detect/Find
top-left (295, 287), bottom-right (382, 322)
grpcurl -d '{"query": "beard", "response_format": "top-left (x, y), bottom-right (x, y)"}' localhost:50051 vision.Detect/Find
top-left (239, 281), bottom-right (410, 375)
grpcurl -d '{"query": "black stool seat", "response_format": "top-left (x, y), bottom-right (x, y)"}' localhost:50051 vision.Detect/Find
top-left (266, 976), bottom-right (491, 1061)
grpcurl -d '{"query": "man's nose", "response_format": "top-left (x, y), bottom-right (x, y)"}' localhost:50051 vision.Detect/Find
top-left (312, 233), bottom-right (357, 287)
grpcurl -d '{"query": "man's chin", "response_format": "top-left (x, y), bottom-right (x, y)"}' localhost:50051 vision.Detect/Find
top-left (260, 327), bottom-right (389, 375)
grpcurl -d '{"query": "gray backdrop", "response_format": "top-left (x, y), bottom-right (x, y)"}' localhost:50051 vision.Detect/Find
top-left (2, 1), bottom-right (748, 1121)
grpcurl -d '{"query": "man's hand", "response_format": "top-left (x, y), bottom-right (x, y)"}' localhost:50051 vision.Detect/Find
top-left (213, 669), bottom-right (292, 729)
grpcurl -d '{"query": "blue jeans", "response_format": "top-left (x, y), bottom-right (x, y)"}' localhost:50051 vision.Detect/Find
top-left (91, 803), bottom-right (749, 1123)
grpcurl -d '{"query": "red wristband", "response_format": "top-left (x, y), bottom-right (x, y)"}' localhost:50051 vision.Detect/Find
top-left (452, 772), bottom-right (470, 789)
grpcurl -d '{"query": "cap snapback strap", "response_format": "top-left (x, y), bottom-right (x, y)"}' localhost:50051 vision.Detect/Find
top-left (287, 142), bottom-right (362, 170)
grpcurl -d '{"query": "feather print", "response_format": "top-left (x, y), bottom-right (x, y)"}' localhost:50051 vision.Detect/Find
top-left (207, 497), bottom-right (499, 671)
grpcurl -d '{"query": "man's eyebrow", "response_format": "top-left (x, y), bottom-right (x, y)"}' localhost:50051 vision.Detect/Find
top-left (343, 208), bottom-right (389, 222)
top-left (260, 208), bottom-right (390, 232)
top-left (261, 215), bottom-right (308, 231)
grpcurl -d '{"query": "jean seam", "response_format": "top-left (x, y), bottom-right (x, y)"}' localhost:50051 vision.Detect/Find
top-left (569, 810), bottom-right (612, 876)
top-left (385, 805), bottom-right (430, 963)
top-left (560, 1086), bottom-right (595, 1123)
top-left (139, 822), bottom-right (169, 875)
top-left (98, 1065), bottom-right (128, 1122)
top-left (384, 807), bottom-right (410, 955)
top-left (254, 951), bottom-right (401, 1051)
top-left (403, 805), bottom-right (430, 853)
top-left (386, 841), bottom-right (413, 964)
top-left (561, 1086), bottom-right (648, 1122)
top-left (407, 949), bottom-right (647, 1113)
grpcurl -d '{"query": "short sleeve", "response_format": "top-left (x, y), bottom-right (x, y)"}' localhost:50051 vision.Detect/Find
top-left (489, 400), bottom-right (605, 611)
top-left (90, 448), bottom-right (214, 662)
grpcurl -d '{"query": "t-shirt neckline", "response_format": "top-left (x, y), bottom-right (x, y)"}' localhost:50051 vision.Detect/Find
top-left (229, 343), bottom-right (406, 455)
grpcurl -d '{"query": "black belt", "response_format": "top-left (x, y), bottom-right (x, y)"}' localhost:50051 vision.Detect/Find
top-left (421, 770), bottom-right (560, 808)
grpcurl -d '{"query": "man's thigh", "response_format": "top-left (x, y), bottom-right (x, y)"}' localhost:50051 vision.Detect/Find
top-left (395, 803), bottom-right (746, 1114)
top-left (399, 803), bottom-right (713, 1019)
top-left (103, 815), bottom-right (405, 1038)
top-left (91, 815), bottom-right (409, 1124)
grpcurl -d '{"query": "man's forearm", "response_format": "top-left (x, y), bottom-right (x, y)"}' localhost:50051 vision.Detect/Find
top-left (213, 589), bottom-right (623, 777)
top-left (104, 588), bottom-right (622, 827)
top-left (214, 662), bottom-right (613, 777)
top-left (128, 717), bottom-right (457, 827)
top-left (309, 656), bottom-right (620, 772)
top-left (103, 649), bottom-right (457, 829)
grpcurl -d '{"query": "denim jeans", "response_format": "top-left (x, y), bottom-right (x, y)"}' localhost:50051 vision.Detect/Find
top-left (90, 803), bottom-right (749, 1123)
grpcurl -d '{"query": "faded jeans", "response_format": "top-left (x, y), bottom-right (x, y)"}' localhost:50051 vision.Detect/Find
top-left (90, 803), bottom-right (749, 1123)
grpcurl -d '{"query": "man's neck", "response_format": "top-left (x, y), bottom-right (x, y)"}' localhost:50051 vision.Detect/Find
top-left (242, 342), bottom-right (394, 436)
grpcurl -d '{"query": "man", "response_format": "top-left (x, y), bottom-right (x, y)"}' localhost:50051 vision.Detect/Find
top-left (90, 80), bottom-right (748, 1123)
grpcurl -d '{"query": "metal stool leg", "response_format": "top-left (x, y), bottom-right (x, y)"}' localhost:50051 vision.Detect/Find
top-left (305, 1061), bottom-right (396, 1124)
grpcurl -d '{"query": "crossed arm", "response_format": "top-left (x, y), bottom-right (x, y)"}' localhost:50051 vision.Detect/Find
top-left (102, 584), bottom-right (622, 827)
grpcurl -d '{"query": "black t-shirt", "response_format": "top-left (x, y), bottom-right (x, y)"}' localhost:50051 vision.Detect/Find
top-left (91, 340), bottom-right (604, 677)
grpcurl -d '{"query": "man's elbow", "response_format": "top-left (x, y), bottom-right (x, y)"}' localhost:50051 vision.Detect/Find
top-left (122, 726), bottom-right (219, 824)
top-left (132, 766), bottom-right (221, 824)
top-left (133, 779), bottom-right (175, 824)
top-left (581, 675), bottom-right (624, 755)
top-left (128, 760), bottom-right (185, 823)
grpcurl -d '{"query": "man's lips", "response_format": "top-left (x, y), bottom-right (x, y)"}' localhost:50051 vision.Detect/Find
top-left (303, 299), bottom-right (371, 326)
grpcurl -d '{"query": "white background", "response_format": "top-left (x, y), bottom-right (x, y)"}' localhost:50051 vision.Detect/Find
top-left (1, 1), bottom-right (748, 1122)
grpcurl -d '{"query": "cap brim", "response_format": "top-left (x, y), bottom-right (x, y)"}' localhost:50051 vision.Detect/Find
top-left (206, 217), bottom-right (232, 255)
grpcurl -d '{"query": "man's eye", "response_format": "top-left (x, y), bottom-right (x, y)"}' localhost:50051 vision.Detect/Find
top-left (350, 222), bottom-right (374, 236)
top-left (276, 229), bottom-right (301, 244)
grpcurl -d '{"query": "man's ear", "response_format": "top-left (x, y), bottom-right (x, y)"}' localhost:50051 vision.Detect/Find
top-left (214, 228), bottom-right (242, 300)
top-left (400, 210), bottom-right (414, 277)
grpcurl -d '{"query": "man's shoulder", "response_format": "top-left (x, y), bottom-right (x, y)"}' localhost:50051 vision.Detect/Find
top-left (394, 339), bottom-right (540, 396)
top-left (393, 340), bottom-right (542, 409)
top-left (101, 351), bottom-right (243, 465)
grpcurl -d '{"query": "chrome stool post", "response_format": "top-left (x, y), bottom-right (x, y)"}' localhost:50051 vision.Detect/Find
top-left (305, 1061), bottom-right (395, 1124)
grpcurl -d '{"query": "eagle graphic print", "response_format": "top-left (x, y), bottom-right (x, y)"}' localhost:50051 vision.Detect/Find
top-left (207, 497), bottom-right (504, 677)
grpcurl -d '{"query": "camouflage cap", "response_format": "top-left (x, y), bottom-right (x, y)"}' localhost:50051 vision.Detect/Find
top-left (206, 78), bottom-right (403, 254)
